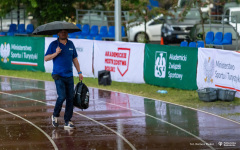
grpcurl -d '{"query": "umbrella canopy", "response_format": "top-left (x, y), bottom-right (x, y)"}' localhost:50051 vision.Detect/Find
top-left (32, 21), bottom-right (81, 35)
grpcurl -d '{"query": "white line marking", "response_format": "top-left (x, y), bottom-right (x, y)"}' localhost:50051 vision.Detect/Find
top-left (0, 91), bottom-right (136, 150)
top-left (0, 108), bottom-right (58, 150)
top-left (1, 78), bottom-right (240, 125)
top-left (98, 101), bottom-right (215, 149)
top-left (73, 111), bottom-right (136, 150)
top-left (2, 76), bottom-right (240, 149)
top-left (0, 78), bottom-right (234, 149)
top-left (94, 87), bottom-right (240, 125)
top-left (0, 89), bottom-right (215, 150)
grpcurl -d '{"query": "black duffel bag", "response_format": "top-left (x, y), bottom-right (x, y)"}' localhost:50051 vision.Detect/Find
top-left (73, 81), bottom-right (89, 110)
top-left (98, 70), bottom-right (111, 86)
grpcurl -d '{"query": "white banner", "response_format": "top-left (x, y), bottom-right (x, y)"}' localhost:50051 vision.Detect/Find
top-left (71, 39), bottom-right (94, 77)
top-left (197, 48), bottom-right (240, 98)
top-left (44, 37), bottom-right (55, 74)
top-left (94, 40), bottom-right (145, 83)
top-left (44, 37), bottom-right (94, 77)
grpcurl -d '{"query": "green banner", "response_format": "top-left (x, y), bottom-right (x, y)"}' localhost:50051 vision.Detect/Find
top-left (144, 44), bottom-right (198, 90)
top-left (0, 36), bottom-right (45, 72)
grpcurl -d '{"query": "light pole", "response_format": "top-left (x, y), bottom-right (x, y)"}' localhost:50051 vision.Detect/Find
top-left (115, 0), bottom-right (122, 41)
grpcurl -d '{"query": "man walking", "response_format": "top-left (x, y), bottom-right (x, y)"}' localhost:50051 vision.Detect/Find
top-left (44, 29), bottom-right (83, 129)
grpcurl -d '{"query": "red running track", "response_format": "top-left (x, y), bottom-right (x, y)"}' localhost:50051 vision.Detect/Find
top-left (0, 76), bottom-right (240, 150)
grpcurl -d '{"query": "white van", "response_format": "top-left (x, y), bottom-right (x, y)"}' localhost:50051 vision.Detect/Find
top-left (223, 7), bottom-right (240, 35)
top-left (177, 0), bottom-right (212, 14)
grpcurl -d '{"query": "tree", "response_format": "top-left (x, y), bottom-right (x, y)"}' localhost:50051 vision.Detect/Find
top-left (176, 0), bottom-right (209, 43)
top-left (26, 0), bottom-right (77, 24)
top-left (0, 0), bottom-right (76, 25)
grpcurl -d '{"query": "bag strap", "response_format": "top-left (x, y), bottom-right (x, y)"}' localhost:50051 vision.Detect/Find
top-left (74, 81), bottom-right (82, 95)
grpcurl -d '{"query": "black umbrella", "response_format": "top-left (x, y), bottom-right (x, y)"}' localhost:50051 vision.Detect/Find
top-left (32, 21), bottom-right (81, 35)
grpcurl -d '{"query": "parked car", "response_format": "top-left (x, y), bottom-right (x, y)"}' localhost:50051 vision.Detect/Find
top-left (127, 14), bottom-right (164, 42)
top-left (222, 7), bottom-right (240, 35)
top-left (161, 8), bottom-right (206, 44)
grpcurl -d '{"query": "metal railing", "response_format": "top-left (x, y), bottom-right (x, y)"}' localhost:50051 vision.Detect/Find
top-left (0, 9), bottom-right (29, 32)
top-left (209, 15), bottom-right (239, 35)
top-left (195, 15), bottom-right (239, 50)
top-left (203, 14), bottom-right (239, 50)
top-left (76, 9), bottom-right (130, 27)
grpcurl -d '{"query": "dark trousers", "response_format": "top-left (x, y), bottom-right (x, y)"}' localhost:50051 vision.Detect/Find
top-left (53, 76), bottom-right (74, 123)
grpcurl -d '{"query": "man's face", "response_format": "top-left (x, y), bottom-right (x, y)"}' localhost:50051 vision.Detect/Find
top-left (58, 30), bottom-right (68, 40)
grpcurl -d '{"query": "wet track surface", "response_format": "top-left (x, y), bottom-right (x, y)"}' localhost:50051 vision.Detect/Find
top-left (0, 76), bottom-right (240, 150)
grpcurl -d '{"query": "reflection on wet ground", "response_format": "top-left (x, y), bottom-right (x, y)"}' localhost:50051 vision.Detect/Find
top-left (0, 76), bottom-right (240, 150)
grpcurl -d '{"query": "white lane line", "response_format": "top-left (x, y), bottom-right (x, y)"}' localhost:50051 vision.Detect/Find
top-left (98, 101), bottom-right (215, 149)
top-left (95, 87), bottom-right (240, 125)
top-left (0, 90), bottom-right (214, 150)
top-left (0, 79), bottom-right (218, 149)
top-left (0, 108), bottom-right (58, 150)
top-left (0, 91), bottom-right (137, 150)
top-left (0, 77), bottom-right (240, 125)
top-left (73, 111), bottom-right (136, 150)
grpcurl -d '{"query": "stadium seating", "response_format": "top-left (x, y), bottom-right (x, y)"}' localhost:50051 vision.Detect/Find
top-left (80, 24), bottom-right (90, 37)
top-left (89, 25), bottom-right (99, 37)
top-left (7, 24), bottom-right (17, 36)
top-left (87, 35), bottom-right (94, 40)
top-left (197, 41), bottom-right (204, 48)
top-left (107, 26), bottom-right (115, 37)
top-left (189, 42), bottom-right (197, 47)
top-left (17, 24), bottom-right (25, 33)
top-left (95, 35), bottom-right (103, 40)
top-left (0, 32), bottom-right (6, 36)
top-left (205, 31), bottom-right (214, 44)
top-left (122, 26), bottom-right (126, 37)
top-left (78, 34), bottom-right (85, 39)
top-left (213, 32), bottom-right (223, 45)
top-left (180, 41), bottom-right (188, 47)
top-left (26, 24), bottom-right (34, 34)
top-left (69, 23), bottom-right (81, 38)
top-left (98, 26), bottom-right (108, 37)
top-left (222, 32), bottom-right (232, 45)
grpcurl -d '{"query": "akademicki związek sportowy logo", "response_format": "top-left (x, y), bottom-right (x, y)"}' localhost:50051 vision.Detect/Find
top-left (155, 51), bottom-right (167, 78)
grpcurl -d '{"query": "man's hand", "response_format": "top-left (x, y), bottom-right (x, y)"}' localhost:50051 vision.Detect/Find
top-left (44, 47), bottom-right (61, 61)
top-left (79, 74), bottom-right (83, 81)
top-left (56, 46), bottom-right (62, 54)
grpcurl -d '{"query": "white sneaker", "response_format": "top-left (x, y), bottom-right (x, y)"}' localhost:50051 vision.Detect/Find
top-left (64, 121), bottom-right (76, 129)
top-left (51, 115), bottom-right (59, 127)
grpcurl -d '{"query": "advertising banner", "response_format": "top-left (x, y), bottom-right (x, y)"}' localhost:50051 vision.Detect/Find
top-left (0, 36), bottom-right (45, 71)
top-left (94, 41), bottom-right (145, 83)
top-left (44, 38), bottom-right (94, 77)
top-left (144, 44), bottom-right (198, 90)
top-left (197, 48), bottom-right (240, 98)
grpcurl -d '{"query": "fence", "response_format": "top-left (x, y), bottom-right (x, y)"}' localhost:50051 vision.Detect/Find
top-left (76, 9), bottom-right (130, 27)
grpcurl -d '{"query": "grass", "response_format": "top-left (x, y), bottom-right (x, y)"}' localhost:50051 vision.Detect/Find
top-left (0, 68), bottom-right (240, 118)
